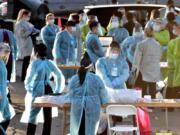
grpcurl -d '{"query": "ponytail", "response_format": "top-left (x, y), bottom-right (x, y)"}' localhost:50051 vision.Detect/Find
top-left (78, 66), bottom-right (87, 85)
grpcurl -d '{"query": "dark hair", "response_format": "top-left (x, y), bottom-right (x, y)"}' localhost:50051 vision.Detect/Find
top-left (126, 12), bottom-right (134, 21)
top-left (167, 12), bottom-right (175, 22)
top-left (71, 13), bottom-right (80, 24)
top-left (78, 10), bottom-right (84, 14)
top-left (167, 0), bottom-right (174, 7)
top-left (151, 9), bottom-right (160, 19)
top-left (66, 21), bottom-right (76, 27)
top-left (78, 66), bottom-right (87, 85)
top-left (112, 0), bottom-right (117, 4)
top-left (89, 21), bottom-right (99, 31)
top-left (110, 41), bottom-right (120, 49)
top-left (78, 52), bottom-right (92, 85)
top-left (112, 10), bottom-right (123, 19)
top-left (17, 9), bottom-right (31, 21)
top-left (34, 43), bottom-right (47, 59)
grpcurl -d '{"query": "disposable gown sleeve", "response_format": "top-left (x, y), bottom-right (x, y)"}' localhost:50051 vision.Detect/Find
top-left (92, 36), bottom-right (105, 57)
top-left (48, 61), bottom-right (65, 93)
top-left (120, 28), bottom-right (129, 43)
top-left (133, 42), bottom-right (143, 70)
top-left (41, 27), bottom-right (57, 45)
top-left (96, 59), bottom-right (113, 88)
top-left (145, 21), bottom-right (152, 29)
top-left (8, 31), bottom-right (18, 59)
top-left (0, 72), bottom-right (4, 97)
top-left (16, 23), bottom-right (33, 38)
top-left (112, 60), bottom-right (129, 88)
top-left (96, 76), bottom-right (109, 105)
top-left (67, 76), bottom-right (77, 101)
top-left (53, 33), bottom-right (62, 62)
top-left (121, 37), bottom-right (131, 58)
top-left (24, 62), bottom-right (36, 92)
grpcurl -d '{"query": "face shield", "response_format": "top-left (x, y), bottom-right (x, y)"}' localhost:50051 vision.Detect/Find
top-left (111, 16), bottom-right (119, 28)
top-left (133, 26), bottom-right (144, 37)
top-left (0, 43), bottom-right (11, 64)
top-left (107, 47), bottom-right (120, 59)
top-left (153, 19), bottom-right (166, 32)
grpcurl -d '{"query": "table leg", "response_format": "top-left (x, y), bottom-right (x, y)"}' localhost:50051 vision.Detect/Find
top-left (63, 107), bottom-right (67, 135)
top-left (165, 108), bottom-right (169, 130)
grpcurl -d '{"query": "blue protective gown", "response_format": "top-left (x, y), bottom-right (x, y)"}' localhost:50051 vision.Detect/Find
top-left (145, 20), bottom-right (156, 29)
top-left (53, 30), bottom-right (77, 80)
top-left (85, 32), bottom-right (105, 64)
top-left (40, 24), bottom-right (59, 59)
top-left (20, 59), bottom-right (65, 124)
top-left (96, 56), bottom-right (129, 89)
top-left (175, 15), bottom-right (180, 25)
top-left (68, 72), bottom-right (109, 135)
top-left (107, 27), bottom-right (129, 45)
top-left (0, 60), bottom-right (15, 123)
top-left (0, 29), bottom-right (17, 82)
top-left (121, 35), bottom-right (144, 64)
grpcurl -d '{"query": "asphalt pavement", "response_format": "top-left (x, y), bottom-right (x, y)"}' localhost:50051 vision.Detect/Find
top-left (6, 61), bottom-right (180, 135)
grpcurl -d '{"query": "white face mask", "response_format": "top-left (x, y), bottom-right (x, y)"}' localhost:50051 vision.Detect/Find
top-left (133, 32), bottom-right (143, 37)
top-left (110, 53), bottom-right (119, 59)
top-left (111, 21), bottom-right (119, 28)
top-left (25, 17), bottom-right (30, 22)
top-left (153, 25), bottom-right (161, 32)
top-left (72, 26), bottom-right (76, 32)
top-left (48, 19), bottom-right (55, 24)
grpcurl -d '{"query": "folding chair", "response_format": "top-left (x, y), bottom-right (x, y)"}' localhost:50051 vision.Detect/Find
top-left (106, 105), bottom-right (140, 135)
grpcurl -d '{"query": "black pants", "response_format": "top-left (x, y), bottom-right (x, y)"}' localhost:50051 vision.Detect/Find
top-left (0, 120), bottom-right (10, 134)
top-left (79, 110), bottom-right (85, 135)
top-left (27, 84), bottom-right (53, 135)
top-left (26, 107), bottom-right (52, 135)
top-left (166, 87), bottom-right (180, 99)
top-left (6, 53), bottom-right (13, 103)
top-left (135, 72), bottom-right (156, 98)
top-left (21, 56), bottom-right (30, 81)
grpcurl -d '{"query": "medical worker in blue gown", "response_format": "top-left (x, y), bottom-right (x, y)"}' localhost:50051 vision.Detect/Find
top-left (85, 21), bottom-right (105, 64)
top-left (96, 41), bottom-right (129, 99)
top-left (107, 14), bottom-right (129, 46)
top-left (53, 21), bottom-right (77, 81)
top-left (0, 43), bottom-right (15, 134)
top-left (0, 29), bottom-right (17, 82)
top-left (41, 13), bottom-right (59, 59)
top-left (121, 24), bottom-right (144, 66)
top-left (21, 44), bottom-right (65, 135)
top-left (68, 57), bottom-right (109, 135)
top-left (0, 28), bottom-right (17, 104)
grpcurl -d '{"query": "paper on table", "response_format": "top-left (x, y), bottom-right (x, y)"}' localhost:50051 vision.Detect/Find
top-left (107, 88), bottom-right (141, 103)
top-left (34, 94), bottom-right (70, 105)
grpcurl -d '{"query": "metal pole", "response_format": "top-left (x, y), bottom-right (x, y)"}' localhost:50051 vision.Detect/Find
top-left (165, 108), bottom-right (169, 130)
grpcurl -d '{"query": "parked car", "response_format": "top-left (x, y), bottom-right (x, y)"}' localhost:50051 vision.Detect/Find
top-left (84, 4), bottom-right (180, 27)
